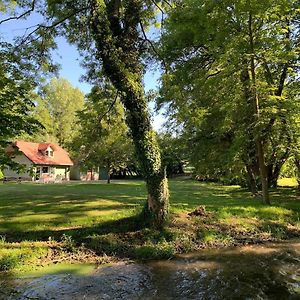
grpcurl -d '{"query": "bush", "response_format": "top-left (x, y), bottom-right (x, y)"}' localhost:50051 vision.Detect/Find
top-left (0, 254), bottom-right (21, 271)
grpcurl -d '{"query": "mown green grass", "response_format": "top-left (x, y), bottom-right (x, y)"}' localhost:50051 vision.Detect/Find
top-left (278, 177), bottom-right (298, 187)
top-left (0, 179), bottom-right (299, 272)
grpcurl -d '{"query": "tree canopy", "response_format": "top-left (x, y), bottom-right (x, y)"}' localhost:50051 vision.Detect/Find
top-left (0, 0), bottom-right (170, 225)
top-left (157, 0), bottom-right (300, 202)
top-left (1, 0), bottom-right (299, 218)
top-left (39, 77), bottom-right (84, 148)
top-left (74, 85), bottom-right (134, 183)
top-left (0, 42), bottom-right (41, 168)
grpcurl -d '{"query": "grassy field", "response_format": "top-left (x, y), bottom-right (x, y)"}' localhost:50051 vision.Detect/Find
top-left (0, 179), bottom-right (300, 272)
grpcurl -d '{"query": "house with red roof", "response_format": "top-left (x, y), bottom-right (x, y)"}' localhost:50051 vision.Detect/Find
top-left (4, 141), bottom-right (73, 182)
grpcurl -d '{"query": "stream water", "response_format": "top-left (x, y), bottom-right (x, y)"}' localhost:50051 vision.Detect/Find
top-left (1, 240), bottom-right (300, 299)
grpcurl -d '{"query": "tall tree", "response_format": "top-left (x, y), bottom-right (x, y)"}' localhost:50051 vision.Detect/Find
top-left (0, 65), bottom-right (40, 168)
top-left (0, 43), bottom-right (41, 168)
top-left (1, 0), bottom-right (171, 225)
top-left (158, 0), bottom-right (300, 203)
top-left (0, 0), bottom-right (59, 168)
top-left (90, 1), bottom-right (169, 224)
top-left (39, 78), bottom-right (85, 148)
top-left (36, 0), bottom-right (169, 226)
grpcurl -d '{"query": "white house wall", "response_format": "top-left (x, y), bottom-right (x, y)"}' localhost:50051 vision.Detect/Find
top-left (54, 166), bottom-right (70, 180)
top-left (3, 154), bottom-right (33, 180)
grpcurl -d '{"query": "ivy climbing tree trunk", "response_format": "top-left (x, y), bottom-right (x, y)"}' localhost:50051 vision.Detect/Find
top-left (90, 0), bottom-right (169, 226)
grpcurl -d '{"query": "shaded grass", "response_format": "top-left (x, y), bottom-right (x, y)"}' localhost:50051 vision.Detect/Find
top-left (0, 179), bottom-right (300, 271)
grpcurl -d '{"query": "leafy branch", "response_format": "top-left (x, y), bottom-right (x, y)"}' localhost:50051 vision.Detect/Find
top-left (0, 0), bottom-right (36, 25)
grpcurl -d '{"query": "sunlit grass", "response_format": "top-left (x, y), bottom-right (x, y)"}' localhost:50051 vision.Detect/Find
top-left (0, 179), bottom-right (300, 271)
top-left (0, 239), bottom-right (48, 271)
top-left (278, 177), bottom-right (298, 187)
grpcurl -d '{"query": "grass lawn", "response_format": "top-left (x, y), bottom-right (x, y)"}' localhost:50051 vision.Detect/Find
top-left (0, 179), bottom-right (300, 272)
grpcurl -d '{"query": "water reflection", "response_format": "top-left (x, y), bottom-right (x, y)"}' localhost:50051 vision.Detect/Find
top-left (1, 240), bottom-right (300, 299)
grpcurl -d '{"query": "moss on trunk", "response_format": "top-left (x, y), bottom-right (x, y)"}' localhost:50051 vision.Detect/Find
top-left (90, 0), bottom-right (169, 226)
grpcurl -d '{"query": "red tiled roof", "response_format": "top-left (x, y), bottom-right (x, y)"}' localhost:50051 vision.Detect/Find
top-left (38, 143), bottom-right (52, 151)
top-left (13, 141), bottom-right (73, 166)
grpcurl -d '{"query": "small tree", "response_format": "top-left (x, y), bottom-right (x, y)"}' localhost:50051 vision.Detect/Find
top-left (75, 86), bottom-right (134, 184)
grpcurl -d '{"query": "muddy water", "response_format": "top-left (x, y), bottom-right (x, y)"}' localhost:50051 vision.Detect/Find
top-left (1, 240), bottom-right (300, 299)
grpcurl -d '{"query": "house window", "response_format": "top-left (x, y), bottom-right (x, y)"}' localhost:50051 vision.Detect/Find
top-left (42, 166), bottom-right (49, 173)
top-left (45, 150), bottom-right (54, 157)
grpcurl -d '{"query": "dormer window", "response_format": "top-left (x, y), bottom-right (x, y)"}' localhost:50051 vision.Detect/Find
top-left (45, 147), bottom-right (54, 157)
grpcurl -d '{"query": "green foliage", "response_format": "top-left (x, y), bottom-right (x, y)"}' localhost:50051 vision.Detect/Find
top-left (280, 158), bottom-right (297, 178)
top-left (74, 85), bottom-right (134, 179)
top-left (0, 254), bottom-right (20, 271)
top-left (0, 44), bottom-right (42, 168)
top-left (0, 1), bottom-right (61, 169)
top-left (32, 77), bottom-right (85, 148)
top-left (158, 0), bottom-right (300, 191)
top-left (157, 133), bottom-right (186, 176)
top-left (133, 241), bottom-right (175, 260)
top-left (0, 238), bottom-right (48, 272)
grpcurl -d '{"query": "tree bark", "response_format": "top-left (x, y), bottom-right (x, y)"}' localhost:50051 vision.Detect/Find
top-left (295, 157), bottom-right (300, 190)
top-left (267, 162), bottom-right (285, 189)
top-left (90, 0), bottom-right (169, 226)
top-left (245, 164), bottom-right (258, 195)
top-left (267, 165), bottom-right (279, 188)
top-left (240, 66), bottom-right (259, 195)
top-left (248, 10), bottom-right (270, 204)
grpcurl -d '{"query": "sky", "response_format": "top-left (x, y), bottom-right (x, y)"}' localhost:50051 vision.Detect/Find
top-left (1, 12), bottom-right (165, 131)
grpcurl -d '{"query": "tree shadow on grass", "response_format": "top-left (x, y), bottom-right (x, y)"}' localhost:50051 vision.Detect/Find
top-left (3, 212), bottom-right (148, 241)
top-left (1, 181), bottom-right (300, 262)
top-left (2, 211), bottom-right (176, 261)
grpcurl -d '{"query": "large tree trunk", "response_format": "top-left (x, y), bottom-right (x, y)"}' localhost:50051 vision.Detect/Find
top-left (107, 169), bottom-right (111, 184)
top-left (90, 0), bottom-right (169, 226)
top-left (266, 137), bottom-right (290, 188)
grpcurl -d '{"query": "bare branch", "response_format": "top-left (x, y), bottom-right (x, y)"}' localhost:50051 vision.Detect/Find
top-left (98, 91), bottom-right (119, 122)
top-left (0, 0), bottom-right (36, 25)
top-left (15, 6), bottom-right (90, 47)
top-left (151, 0), bottom-right (165, 32)
top-left (205, 70), bottom-right (222, 80)
top-left (161, 0), bottom-right (172, 8)
top-left (139, 21), bottom-right (168, 73)
top-left (151, 0), bottom-right (165, 14)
